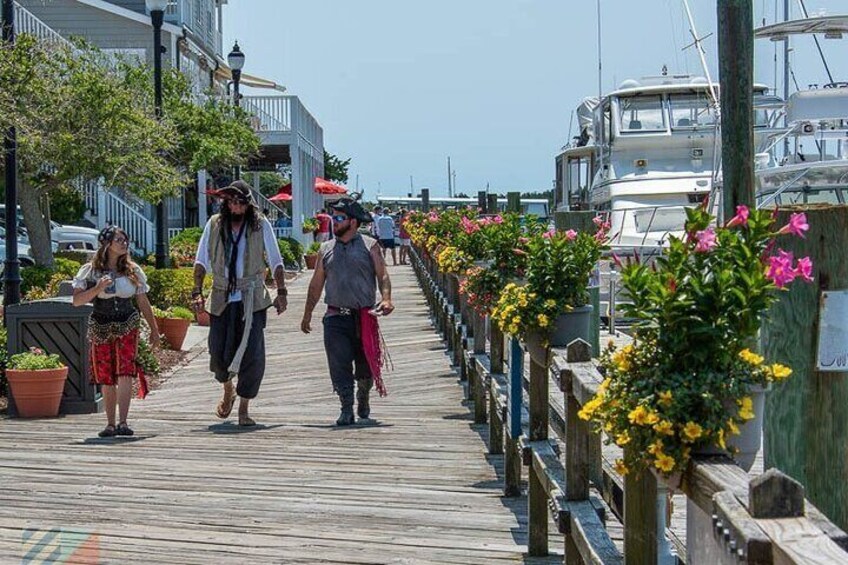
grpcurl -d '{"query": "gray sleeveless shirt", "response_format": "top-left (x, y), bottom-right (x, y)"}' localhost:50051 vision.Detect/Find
top-left (322, 234), bottom-right (378, 309)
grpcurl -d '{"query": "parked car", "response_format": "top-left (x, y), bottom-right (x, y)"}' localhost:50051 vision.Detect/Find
top-left (0, 238), bottom-right (36, 267)
top-left (50, 221), bottom-right (99, 251)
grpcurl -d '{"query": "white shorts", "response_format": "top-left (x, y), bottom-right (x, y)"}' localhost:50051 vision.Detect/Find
top-left (399, 238), bottom-right (411, 247)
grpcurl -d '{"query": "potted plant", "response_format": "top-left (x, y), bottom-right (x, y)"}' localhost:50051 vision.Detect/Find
top-left (579, 205), bottom-right (813, 477)
top-left (491, 223), bottom-right (607, 363)
top-left (303, 242), bottom-right (322, 270)
top-left (154, 306), bottom-right (194, 350)
top-left (302, 217), bottom-right (319, 235)
top-left (6, 347), bottom-right (68, 418)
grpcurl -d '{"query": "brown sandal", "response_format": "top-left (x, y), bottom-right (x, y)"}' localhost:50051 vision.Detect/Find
top-left (216, 387), bottom-right (237, 419)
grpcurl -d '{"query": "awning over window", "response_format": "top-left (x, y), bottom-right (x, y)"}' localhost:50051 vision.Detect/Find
top-left (215, 65), bottom-right (287, 92)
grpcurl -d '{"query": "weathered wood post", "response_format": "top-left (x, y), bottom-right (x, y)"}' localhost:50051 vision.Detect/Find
top-left (421, 188), bottom-right (430, 213)
top-left (489, 323), bottom-right (505, 455)
top-left (718, 0), bottom-right (755, 219)
top-left (487, 193), bottom-right (499, 215)
top-left (762, 205), bottom-right (848, 530)
top-left (472, 309), bottom-right (487, 424)
top-left (528, 350), bottom-right (550, 556)
top-left (624, 450), bottom-right (659, 565)
top-left (506, 191), bottom-right (521, 214)
top-left (477, 190), bottom-right (487, 213)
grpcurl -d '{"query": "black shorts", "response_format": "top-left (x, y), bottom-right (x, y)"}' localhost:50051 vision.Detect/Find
top-left (379, 238), bottom-right (395, 249)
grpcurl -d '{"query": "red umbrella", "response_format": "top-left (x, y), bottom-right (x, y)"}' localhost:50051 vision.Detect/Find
top-left (269, 191), bottom-right (292, 202)
top-left (314, 177), bottom-right (348, 195)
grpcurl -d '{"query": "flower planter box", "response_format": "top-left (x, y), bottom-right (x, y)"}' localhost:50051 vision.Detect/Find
top-left (195, 309), bottom-right (210, 327)
top-left (304, 253), bottom-right (319, 270)
top-left (527, 305), bottom-right (594, 366)
top-left (156, 317), bottom-right (192, 350)
top-left (6, 367), bottom-right (68, 418)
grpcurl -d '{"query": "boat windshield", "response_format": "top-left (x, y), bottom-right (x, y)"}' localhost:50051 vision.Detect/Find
top-left (618, 95), bottom-right (666, 133)
top-left (669, 94), bottom-right (717, 129)
top-left (632, 206), bottom-right (688, 234)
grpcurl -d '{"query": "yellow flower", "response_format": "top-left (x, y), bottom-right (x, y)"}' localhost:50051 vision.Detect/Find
top-left (537, 314), bottom-right (549, 328)
top-left (598, 378), bottom-right (612, 393)
top-left (654, 452), bottom-right (676, 473)
top-left (628, 405), bottom-right (649, 425)
top-left (727, 419), bottom-right (740, 436)
top-left (603, 421), bottom-right (614, 433)
top-left (658, 390), bottom-right (673, 407)
top-left (612, 344), bottom-right (633, 372)
top-left (647, 439), bottom-right (664, 455)
top-left (653, 420), bottom-right (674, 436)
top-left (578, 395), bottom-right (604, 421)
top-left (717, 428), bottom-right (727, 449)
top-left (615, 432), bottom-right (631, 446)
top-left (644, 411), bottom-right (660, 426)
top-left (767, 363), bottom-right (793, 381)
top-left (737, 397), bottom-right (755, 421)
top-left (519, 297), bottom-right (528, 308)
top-left (544, 299), bottom-right (557, 309)
top-left (739, 348), bottom-right (764, 366)
top-left (614, 459), bottom-right (629, 476)
top-left (682, 421), bottom-right (703, 442)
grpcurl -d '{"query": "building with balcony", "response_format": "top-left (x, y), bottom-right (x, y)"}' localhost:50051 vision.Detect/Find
top-left (15, 0), bottom-right (325, 248)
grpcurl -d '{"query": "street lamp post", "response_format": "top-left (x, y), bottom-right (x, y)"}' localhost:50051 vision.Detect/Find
top-left (147, 0), bottom-right (169, 269)
top-left (228, 41), bottom-right (245, 181)
top-left (2, 0), bottom-right (20, 306)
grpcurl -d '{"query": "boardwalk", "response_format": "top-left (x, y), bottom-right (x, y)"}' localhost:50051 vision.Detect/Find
top-left (0, 265), bottom-right (560, 564)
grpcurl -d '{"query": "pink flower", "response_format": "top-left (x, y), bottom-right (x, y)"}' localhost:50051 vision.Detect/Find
top-left (565, 229), bottom-right (578, 241)
top-left (492, 215), bottom-right (504, 224)
top-left (542, 228), bottom-right (556, 239)
top-left (766, 249), bottom-right (797, 288)
top-left (794, 256), bottom-right (814, 283)
top-left (667, 277), bottom-right (677, 293)
top-left (778, 212), bottom-right (809, 238)
top-left (694, 228), bottom-right (717, 252)
top-left (611, 253), bottom-right (623, 268)
top-left (461, 216), bottom-right (480, 234)
top-left (726, 205), bottom-right (750, 228)
top-left (428, 212), bottom-right (439, 223)
top-left (518, 237), bottom-right (529, 244)
top-left (513, 248), bottom-right (527, 256)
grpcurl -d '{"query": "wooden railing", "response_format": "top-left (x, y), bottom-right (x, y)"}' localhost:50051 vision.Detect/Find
top-left (411, 245), bottom-right (848, 564)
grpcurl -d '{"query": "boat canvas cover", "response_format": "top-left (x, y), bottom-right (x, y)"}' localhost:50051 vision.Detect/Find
top-left (788, 89), bottom-right (848, 123)
top-left (576, 97), bottom-right (599, 140)
top-left (755, 15), bottom-right (848, 39)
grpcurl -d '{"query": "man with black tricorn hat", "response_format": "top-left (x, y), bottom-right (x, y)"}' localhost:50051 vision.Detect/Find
top-left (193, 180), bottom-right (288, 426)
top-left (301, 194), bottom-right (394, 426)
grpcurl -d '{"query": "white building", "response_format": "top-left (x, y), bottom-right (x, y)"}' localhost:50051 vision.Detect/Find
top-left (15, 0), bottom-right (324, 247)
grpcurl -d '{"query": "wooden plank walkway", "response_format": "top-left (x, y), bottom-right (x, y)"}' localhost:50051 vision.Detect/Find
top-left (0, 265), bottom-right (561, 564)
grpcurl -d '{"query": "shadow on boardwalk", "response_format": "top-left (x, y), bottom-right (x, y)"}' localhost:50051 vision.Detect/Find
top-left (0, 265), bottom-right (561, 564)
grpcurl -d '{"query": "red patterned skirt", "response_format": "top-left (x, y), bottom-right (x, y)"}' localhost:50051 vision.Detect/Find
top-left (90, 328), bottom-right (149, 398)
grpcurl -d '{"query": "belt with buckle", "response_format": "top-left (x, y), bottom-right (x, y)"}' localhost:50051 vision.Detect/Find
top-left (327, 306), bottom-right (354, 316)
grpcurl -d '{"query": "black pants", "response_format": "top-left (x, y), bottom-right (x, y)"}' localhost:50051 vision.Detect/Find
top-left (323, 314), bottom-right (372, 397)
top-left (209, 301), bottom-right (267, 399)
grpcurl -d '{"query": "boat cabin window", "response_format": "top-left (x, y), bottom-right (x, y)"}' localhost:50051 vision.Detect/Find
top-left (669, 94), bottom-right (717, 129)
top-left (618, 95), bottom-right (666, 133)
top-left (567, 156), bottom-right (592, 204)
top-left (632, 206), bottom-right (688, 234)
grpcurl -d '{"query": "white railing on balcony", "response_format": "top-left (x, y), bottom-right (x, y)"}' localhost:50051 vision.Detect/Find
top-left (96, 191), bottom-right (155, 256)
top-left (240, 96), bottom-right (291, 132)
top-left (14, 1), bottom-right (74, 47)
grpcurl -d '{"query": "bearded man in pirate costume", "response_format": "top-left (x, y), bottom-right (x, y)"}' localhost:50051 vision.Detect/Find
top-left (193, 180), bottom-right (288, 426)
top-left (301, 195), bottom-right (394, 426)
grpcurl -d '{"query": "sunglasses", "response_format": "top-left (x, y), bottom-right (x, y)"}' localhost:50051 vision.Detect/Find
top-left (113, 236), bottom-right (130, 245)
top-left (331, 215), bottom-right (349, 223)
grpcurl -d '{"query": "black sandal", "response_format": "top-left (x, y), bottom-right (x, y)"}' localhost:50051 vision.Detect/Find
top-left (116, 422), bottom-right (134, 437)
top-left (98, 425), bottom-right (117, 438)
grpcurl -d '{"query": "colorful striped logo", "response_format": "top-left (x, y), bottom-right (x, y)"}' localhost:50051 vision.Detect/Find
top-left (21, 528), bottom-right (100, 564)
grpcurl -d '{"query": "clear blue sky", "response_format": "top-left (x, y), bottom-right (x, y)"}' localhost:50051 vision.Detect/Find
top-left (225, 1), bottom-right (848, 199)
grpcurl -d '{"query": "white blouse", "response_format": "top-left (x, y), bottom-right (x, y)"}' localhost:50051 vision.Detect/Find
top-left (73, 263), bottom-right (150, 299)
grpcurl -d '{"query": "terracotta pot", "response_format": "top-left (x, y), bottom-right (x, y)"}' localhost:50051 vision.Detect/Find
top-left (195, 309), bottom-right (210, 327)
top-left (7, 366), bottom-right (68, 418)
top-left (158, 317), bottom-right (192, 350)
top-left (304, 253), bottom-right (319, 270)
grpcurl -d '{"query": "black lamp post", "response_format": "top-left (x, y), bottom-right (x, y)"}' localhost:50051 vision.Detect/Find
top-left (147, 0), bottom-right (169, 268)
top-left (228, 41), bottom-right (245, 181)
top-left (2, 0), bottom-right (20, 306)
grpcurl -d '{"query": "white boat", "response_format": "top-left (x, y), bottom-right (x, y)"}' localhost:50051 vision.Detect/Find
top-left (753, 16), bottom-right (848, 208)
top-left (556, 74), bottom-right (780, 253)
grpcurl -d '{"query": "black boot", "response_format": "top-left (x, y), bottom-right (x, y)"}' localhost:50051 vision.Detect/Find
top-left (356, 378), bottom-right (373, 419)
top-left (336, 389), bottom-right (355, 426)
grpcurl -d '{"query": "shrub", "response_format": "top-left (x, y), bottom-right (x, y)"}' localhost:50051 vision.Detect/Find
top-left (307, 242), bottom-right (322, 254)
top-left (7, 347), bottom-right (65, 370)
top-left (136, 339), bottom-right (160, 377)
top-left (146, 268), bottom-right (208, 310)
top-left (169, 306), bottom-right (194, 320)
top-left (282, 237), bottom-right (303, 259)
top-left (277, 239), bottom-right (299, 269)
top-left (0, 326), bottom-right (7, 397)
top-left (55, 250), bottom-right (92, 265)
top-left (170, 227), bottom-right (203, 246)
top-left (21, 258), bottom-right (82, 297)
top-left (170, 239), bottom-right (197, 267)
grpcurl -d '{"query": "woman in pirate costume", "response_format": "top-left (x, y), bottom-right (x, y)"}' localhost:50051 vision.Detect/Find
top-left (73, 226), bottom-right (161, 438)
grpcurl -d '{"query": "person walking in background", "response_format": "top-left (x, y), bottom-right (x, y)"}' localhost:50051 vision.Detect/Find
top-left (73, 226), bottom-right (161, 438)
top-left (397, 208), bottom-right (411, 265)
top-left (192, 181), bottom-right (288, 427)
top-left (301, 196), bottom-right (394, 426)
top-left (375, 207), bottom-right (397, 266)
top-left (315, 208), bottom-right (333, 242)
top-left (371, 205), bottom-right (382, 238)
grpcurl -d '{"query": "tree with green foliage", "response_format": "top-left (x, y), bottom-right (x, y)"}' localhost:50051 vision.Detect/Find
top-left (324, 150), bottom-right (351, 184)
top-left (0, 36), bottom-right (183, 266)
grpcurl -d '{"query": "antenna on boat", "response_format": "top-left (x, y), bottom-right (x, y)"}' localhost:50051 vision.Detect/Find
top-left (596, 0), bottom-right (603, 100)
top-left (681, 0), bottom-right (720, 110)
top-left (796, 0), bottom-right (835, 84)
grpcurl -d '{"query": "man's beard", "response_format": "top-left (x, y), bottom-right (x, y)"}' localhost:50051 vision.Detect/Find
top-left (334, 223), bottom-right (354, 237)
top-left (230, 213), bottom-right (244, 222)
